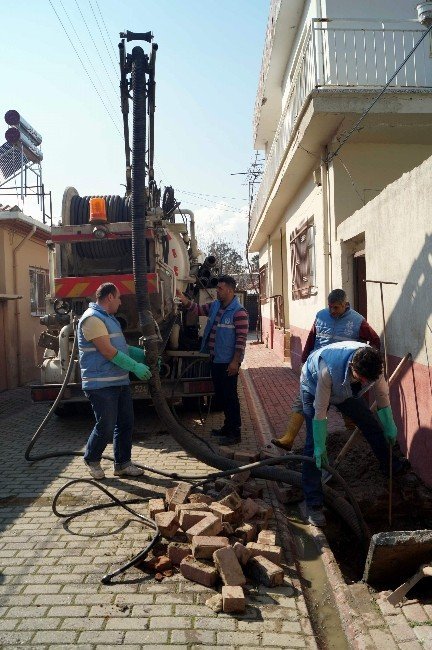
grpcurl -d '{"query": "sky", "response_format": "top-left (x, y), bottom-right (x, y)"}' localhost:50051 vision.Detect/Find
top-left (1, 0), bottom-right (268, 255)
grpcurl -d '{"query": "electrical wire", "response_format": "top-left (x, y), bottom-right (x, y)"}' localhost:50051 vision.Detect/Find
top-left (94, 0), bottom-right (120, 65)
top-left (74, 0), bottom-right (119, 94)
top-left (58, 0), bottom-right (119, 116)
top-left (48, 0), bottom-right (123, 138)
top-left (336, 154), bottom-right (366, 206)
top-left (88, 0), bottom-right (119, 79)
top-left (176, 189), bottom-right (248, 201)
top-left (180, 199), bottom-right (248, 214)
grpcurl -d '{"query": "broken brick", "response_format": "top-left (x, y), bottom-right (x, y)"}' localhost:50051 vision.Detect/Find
top-left (169, 482), bottom-right (193, 509)
top-left (249, 517), bottom-right (268, 533)
top-left (235, 523), bottom-right (257, 544)
top-left (246, 542), bottom-right (282, 565)
top-left (165, 486), bottom-right (175, 507)
top-left (179, 510), bottom-right (209, 531)
top-left (180, 555), bottom-right (218, 587)
top-left (247, 555), bottom-right (284, 587)
top-left (257, 530), bottom-right (277, 546)
top-left (254, 499), bottom-right (274, 522)
top-left (242, 482), bottom-right (264, 499)
top-left (206, 593), bottom-right (223, 612)
top-left (217, 482), bottom-right (240, 499)
top-left (192, 535), bottom-right (229, 560)
top-left (242, 498), bottom-right (260, 521)
top-left (186, 514), bottom-right (223, 541)
top-left (222, 522), bottom-right (234, 536)
top-left (233, 541), bottom-right (252, 566)
top-left (233, 450), bottom-right (260, 463)
top-left (222, 585), bottom-right (246, 613)
top-left (231, 470), bottom-right (251, 486)
top-left (188, 493), bottom-right (213, 505)
top-left (219, 492), bottom-right (242, 511)
top-left (155, 511), bottom-right (180, 539)
top-left (168, 542), bottom-right (191, 566)
top-left (213, 546), bottom-right (246, 586)
top-left (153, 555), bottom-right (172, 573)
top-left (175, 502), bottom-right (211, 516)
top-left (148, 498), bottom-right (165, 519)
top-left (215, 477), bottom-right (234, 491)
top-left (209, 502), bottom-right (236, 523)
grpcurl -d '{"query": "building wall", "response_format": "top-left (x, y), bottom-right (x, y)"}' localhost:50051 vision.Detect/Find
top-left (258, 172), bottom-right (330, 368)
top-left (331, 143), bottom-right (432, 231)
top-left (337, 154), bottom-right (432, 486)
top-left (0, 228), bottom-right (49, 388)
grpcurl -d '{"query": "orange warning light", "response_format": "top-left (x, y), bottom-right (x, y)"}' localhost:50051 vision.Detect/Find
top-left (89, 197), bottom-right (107, 223)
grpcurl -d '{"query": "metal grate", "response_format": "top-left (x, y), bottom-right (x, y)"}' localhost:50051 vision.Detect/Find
top-left (0, 143), bottom-right (29, 184)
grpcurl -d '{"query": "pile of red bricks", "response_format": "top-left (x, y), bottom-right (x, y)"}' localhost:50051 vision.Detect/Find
top-left (145, 478), bottom-right (285, 613)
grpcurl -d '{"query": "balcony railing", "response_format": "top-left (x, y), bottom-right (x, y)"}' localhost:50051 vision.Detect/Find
top-left (249, 20), bottom-right (431, 242)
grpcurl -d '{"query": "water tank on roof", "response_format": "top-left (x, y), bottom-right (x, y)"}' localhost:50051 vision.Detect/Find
top-left (417, 2), bottom-right (432, 25)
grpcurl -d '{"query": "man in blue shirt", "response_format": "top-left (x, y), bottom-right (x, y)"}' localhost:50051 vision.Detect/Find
top-left (78, 282), bottom-right (151, 479)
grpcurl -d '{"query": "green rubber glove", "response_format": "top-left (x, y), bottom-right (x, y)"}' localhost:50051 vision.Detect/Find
top-left (377, 406), bottom-right (398, 445)
top-left (112, 350), bottom-right (152, 381)
top-left (312, 419), bottom-right (328, 469)
top-left (128, 345), bottom-right (146, 363)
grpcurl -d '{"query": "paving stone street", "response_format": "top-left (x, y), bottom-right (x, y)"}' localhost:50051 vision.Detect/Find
top-left (1, 340), bottom-right (432, 648)
top-left (0, 340), bottom-right (316, 650)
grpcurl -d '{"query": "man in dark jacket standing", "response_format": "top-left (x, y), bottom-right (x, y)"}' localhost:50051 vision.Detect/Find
top-left (178, 275), bottom-right (249, 445)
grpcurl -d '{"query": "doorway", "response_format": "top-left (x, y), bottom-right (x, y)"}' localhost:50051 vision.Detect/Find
top-left (353, 252), bottom-right (367, 318)
top-left (0, 302), bottom-right (8, 391)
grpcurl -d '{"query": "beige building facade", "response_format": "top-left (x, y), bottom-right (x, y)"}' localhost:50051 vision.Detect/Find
top-left (0, 207), bottom-right (50, 390)
top-left (249, 0), bottom-right (432, 484)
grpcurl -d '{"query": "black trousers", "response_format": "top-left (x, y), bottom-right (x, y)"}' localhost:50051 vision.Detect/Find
top-left (211, 362), bottom-right (241, 436)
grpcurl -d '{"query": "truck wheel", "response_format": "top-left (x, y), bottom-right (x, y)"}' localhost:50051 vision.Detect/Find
top-left (181, 396), bottom-right (205, 412)
top-left (54, 403), bottom-right (82, 417)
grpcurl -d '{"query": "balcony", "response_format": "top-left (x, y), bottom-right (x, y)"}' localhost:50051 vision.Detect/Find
top-left (249, 19), bottom-right (432, 248)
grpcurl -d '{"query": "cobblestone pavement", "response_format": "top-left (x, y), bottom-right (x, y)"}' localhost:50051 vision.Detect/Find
top-left (242, 343), bottom-right (432, 650)
top-left (0, 343), bottom-right (317, 649)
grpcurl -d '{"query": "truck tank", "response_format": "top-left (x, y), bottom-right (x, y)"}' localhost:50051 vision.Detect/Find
top-left (33, 186), bottom-right (221, 409)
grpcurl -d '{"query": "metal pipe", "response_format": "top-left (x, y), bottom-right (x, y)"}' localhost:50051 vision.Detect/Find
top-left (13, 225), bottom-right (36, 385)
top-left (59, 323), bottom-right (74, 374)
top-left (174, 209), bottom-right (199, 261)
top-left (321, 147), bottom-right (331, 297)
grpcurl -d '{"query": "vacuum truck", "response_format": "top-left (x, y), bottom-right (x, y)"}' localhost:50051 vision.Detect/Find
top-left (30, 30), bottom-right (222, 413)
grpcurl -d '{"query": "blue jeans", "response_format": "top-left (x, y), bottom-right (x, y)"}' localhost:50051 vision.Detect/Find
top-left (84, 385), bottom-right (134, 470)
top-left (301, 388), bottom-right (404, 507)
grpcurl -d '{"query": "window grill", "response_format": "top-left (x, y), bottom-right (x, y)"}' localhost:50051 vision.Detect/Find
top-left (29, 267), bottom-right (49, 316)
top-left (290, 220), bottom-right (316, 300)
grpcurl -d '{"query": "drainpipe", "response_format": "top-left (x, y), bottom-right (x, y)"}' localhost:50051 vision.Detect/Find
top-left (321, 146), bottom-right (331, 299)
top-left (13, 225), bottom-right (36, 385)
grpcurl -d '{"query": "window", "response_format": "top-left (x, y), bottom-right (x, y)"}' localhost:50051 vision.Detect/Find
top-left (273, 295), bottom-right (285, 329)
top-left (29, 267), bottom-right (49, 316)
top-left (290, 220), bottom-right (316, 300)
top-left (259, 264), bottom-right (268, 304)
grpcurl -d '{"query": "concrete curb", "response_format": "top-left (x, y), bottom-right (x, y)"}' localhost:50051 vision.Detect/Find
top-left (240, 368), bottom-right (389, 650)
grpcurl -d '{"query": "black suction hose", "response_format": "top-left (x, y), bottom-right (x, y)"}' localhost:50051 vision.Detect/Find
top-left (25, 46), bottom-right (368, 585)
top-left (127, 43), bottom-right (366, 542)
